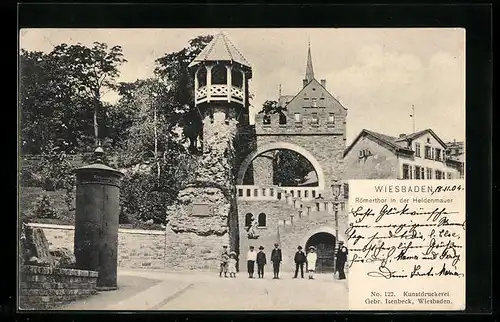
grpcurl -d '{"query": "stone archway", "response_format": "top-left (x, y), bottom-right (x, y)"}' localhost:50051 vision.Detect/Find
top-left (236, 142), bottom-right (326, 190)
top-left (305, 232), bottom-right (336, 273)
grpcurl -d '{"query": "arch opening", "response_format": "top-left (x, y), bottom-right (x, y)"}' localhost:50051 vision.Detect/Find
top-left (258, 213), bottom-right (266, 227)
top-left (237, 142), bottom-right (326, 190)
top-left (244, 213), bottom-right (253, 228)
top-left (305, 232), bottom-right (336, 273)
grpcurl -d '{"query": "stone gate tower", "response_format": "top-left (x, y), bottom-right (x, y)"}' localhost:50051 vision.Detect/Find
top-left (164, 33), bottom-right (252, 270)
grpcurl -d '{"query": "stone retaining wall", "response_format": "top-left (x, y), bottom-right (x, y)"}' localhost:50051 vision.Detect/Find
top-left (19, 265), bottom-right (98, 310)
top-left (29, 223), bottom-right (166, 269)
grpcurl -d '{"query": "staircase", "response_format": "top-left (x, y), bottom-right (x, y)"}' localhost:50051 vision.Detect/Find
top-left (237, 187), bottom-right (348, 275)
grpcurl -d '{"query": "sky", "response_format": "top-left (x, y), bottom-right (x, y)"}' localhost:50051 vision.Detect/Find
top-left (19, 28), bottom-right (465, 145)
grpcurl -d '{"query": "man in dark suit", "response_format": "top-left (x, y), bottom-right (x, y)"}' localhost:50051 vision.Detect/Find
top-left (293, 245), bottom-right (306, 279)
top-left (256, 246), bottom-right (267, 278)
top-left (271, 242), bottom-right (282, 279)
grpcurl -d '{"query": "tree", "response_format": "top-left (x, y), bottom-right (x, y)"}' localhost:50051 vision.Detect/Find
top-left (273, 150), bottom-right (315, 186)
top-left (258, 100), bottom-right (286, 115)
top-left (154, 35), bottom-right (213, 152)
top-left (48, 42), bottom-right (127, 147)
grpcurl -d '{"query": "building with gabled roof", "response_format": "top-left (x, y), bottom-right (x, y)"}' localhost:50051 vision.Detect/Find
top-left (343, 128), bottom-right (463, 180)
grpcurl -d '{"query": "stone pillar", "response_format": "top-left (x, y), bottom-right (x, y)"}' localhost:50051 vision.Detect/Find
top-left (252, 152), bottom-right (274, 185)
top-left (165, 105), bottom-right (240, 271)
top-left (73, 149), bottom-right (123, 291)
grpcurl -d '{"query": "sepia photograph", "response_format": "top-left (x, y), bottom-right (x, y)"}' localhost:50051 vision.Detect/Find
top-left (18, 28), bottom-right (464, 311)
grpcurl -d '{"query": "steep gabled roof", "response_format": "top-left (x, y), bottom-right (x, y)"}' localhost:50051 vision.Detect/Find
top-left (343, 129), bottom-right (413, 158)
top-left (395, 129), bottom-right (448, 149)
top-left (285, 78), bottom-right (348, 112)
top-left (188, 32), bottom-right (251, 68)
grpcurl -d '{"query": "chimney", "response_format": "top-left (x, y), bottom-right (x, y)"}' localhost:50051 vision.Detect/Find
top-left (399, 134), bottom-right (406, 138)
top-left (320, 79), bottom-right (326, 87)
top-left (303, 79), bottom-right (308, 88)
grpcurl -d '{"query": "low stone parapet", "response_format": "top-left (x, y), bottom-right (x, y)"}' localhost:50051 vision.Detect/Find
top-left (19, 265), bottom-right (98, 310)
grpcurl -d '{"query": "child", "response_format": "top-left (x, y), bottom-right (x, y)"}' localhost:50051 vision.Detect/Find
top-left (228, 251), bottom-right (237, 278)
top-left (306, 246), bottom-right (317, 280)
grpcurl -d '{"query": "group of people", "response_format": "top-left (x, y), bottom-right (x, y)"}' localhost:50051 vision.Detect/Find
top-left (219, 242), bottom-right (348, 280)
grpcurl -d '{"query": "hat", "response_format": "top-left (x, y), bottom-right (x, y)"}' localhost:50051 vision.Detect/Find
top-left (259, 246), bottom-right (264, 250)
top-left (249, 245), bottom-right (254, 249)
top-left (222, 245), bottom-right (228, 248)
top-left (297, 246), bottom-right (303, 250)
top-left (274, 243), bottom-right (279, 246)
top-left (230, 251), bottom-right (237, 255)
top-left (308, 246), bottom-right (316, 250)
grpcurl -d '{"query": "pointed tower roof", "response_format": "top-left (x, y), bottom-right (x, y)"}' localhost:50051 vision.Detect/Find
top-left (304, 40), bottom-right (315, 83)
top-left (188, 32), bottom-right (251, 68)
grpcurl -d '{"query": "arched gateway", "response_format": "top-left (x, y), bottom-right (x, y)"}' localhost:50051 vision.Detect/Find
top-left (237, 142), bottom-right (326, 190)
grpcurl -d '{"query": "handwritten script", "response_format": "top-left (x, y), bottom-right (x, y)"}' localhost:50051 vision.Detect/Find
top-left (347, 181), bottom-right (466, 281)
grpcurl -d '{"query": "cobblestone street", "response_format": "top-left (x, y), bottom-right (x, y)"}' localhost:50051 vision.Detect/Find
top-left (60, 269), bottom-right (348, 311)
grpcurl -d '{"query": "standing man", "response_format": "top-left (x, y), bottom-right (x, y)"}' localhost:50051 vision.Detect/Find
top-left (293, 245), bottom-right (306, 279)
top-left (271, 243), bottom-right (282, 279)
top-left (219, 245), bottom-right (229, 278)
top-left (256, 246), bottom-right (267, 278)
top-left (246, 245), bottom-right (257, 278)
top-left (336, 245), bottom-right (348, 280)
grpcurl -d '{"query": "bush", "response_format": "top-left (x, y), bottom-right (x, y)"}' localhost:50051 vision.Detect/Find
top-left (32, 193), bottom-right (58, 219)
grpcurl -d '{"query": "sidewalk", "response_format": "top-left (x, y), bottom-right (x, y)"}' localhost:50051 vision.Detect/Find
top-left (58, 269), bottom-right (349, 311)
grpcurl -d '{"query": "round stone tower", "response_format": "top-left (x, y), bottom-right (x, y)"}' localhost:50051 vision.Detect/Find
top-left (164, 32), bottom-right (252, 270)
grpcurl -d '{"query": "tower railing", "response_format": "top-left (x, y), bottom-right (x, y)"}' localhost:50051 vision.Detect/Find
top-left (195, 85), bottom-right (244, 105)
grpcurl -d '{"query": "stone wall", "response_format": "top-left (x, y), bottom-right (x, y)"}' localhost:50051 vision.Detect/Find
top-left (237, 200), bottom-right (348, 271)
top-left (19, 265), bottom-right (98, 310)
top-left (29, 223), bottom-right (166, 269)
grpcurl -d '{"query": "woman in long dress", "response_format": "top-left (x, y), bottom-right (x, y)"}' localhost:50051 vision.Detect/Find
top-left (306, 246), bottom-right (317, 280)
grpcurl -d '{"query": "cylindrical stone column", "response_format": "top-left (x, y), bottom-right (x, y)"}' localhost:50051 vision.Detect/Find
top-left (74, 155), bottom-right (123, 291)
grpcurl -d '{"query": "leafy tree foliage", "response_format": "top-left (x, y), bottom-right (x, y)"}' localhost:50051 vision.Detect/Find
top-left (273, 150), bottom-right (316, 187)
top-left (258, 100), bottom-right (286, 115)
top-left (154, 35), bottom-right (213, 152)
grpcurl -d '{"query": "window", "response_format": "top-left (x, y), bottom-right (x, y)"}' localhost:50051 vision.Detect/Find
top-left (426, 168), bottom-right (433, 179)
top-left (294, 113), bottom-right (301, 123)
top-left (211, 64), bottom-right (227, 84)
top-left (297, 190), bottom-right (301, 198)
top-left (447, 172), bottom-right (453, 179)
top-left (291, 190), bottom-right (294, 197)
top-left (425, 146), bottom-right (432, 159)
top-left (238, 189), bottom-right (243, 197)
top-left (312, 190), bottom-right (316, 198)
top-left (262, 188), bottom-right (266, 196)
top-left (278, 112), bottom-right (287, 125)
top-left (311, 98), bottom-right (317, 107)
top-left (246, 189), bottom-right (251, 197)
top-left (415, 143), bottom-right (421, 157)
top-left (328, 113), bottom-right (335, 124)
top-left (435, 170), bottom-right (443, 180)
top-left (435, 148), bottom-right (442, 161)
top-left (415, 166), bottom-right (423, 179)
top-left (311, 112), bottom-right (319, 124)
top-left (403, 164), bottom-right (411, 179)
top-left (245, 213), bottom-right (253, 227)
top-left (269, 188), bottom-right (274, 197)
top-left (197, 67), bottom-right (207, 87)
top-left (254, 189), bottom-right (258, 197)
top-left (359, 149), bottom-right (372, 158)
top-left (304, 190), bottom-right (308, 198)
top-left (258, 213), bottom-right (266, 227)
top-left (231, 69), bottom-right (243, 88)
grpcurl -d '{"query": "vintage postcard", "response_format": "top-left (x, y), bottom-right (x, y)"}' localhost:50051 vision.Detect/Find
top-left (18, 28), bottom-right (464, 311)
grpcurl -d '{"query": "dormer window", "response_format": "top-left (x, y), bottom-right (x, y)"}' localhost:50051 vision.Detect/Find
top-left (359, 149), bottom-right (372, 158)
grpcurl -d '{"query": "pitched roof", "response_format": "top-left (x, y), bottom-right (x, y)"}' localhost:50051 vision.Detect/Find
top-left (343, 129), bottom-right (413, 157)
top-left (395, 129), bottom-right (448, 149)
top-left (278, 95), bottom-right (295, 107)
top-left (188, 32), bottom-right (251, 68)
